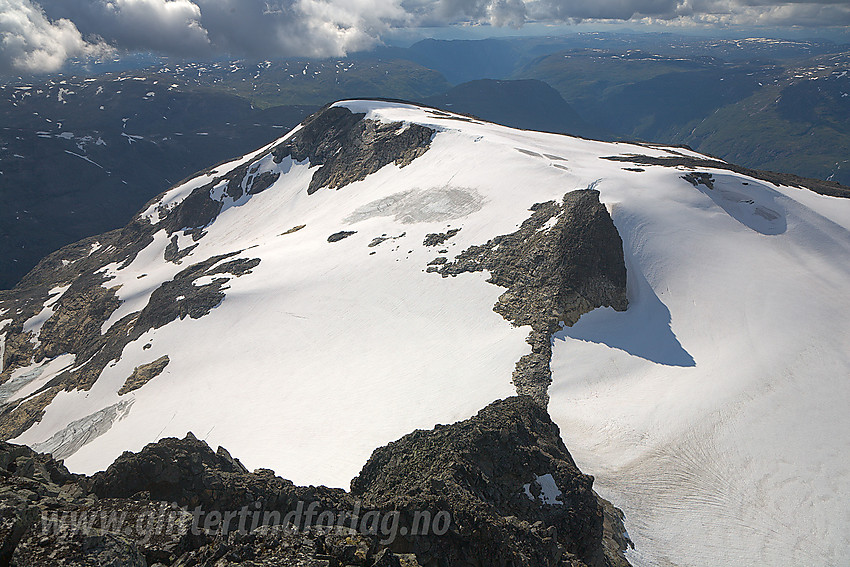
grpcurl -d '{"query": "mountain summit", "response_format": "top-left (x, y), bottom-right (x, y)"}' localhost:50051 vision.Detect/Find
top-left (1, 100), bottom-right (849, 567)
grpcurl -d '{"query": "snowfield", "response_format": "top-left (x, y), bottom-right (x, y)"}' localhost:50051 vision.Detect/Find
top-left (4, 100), bottom-right (850, 567)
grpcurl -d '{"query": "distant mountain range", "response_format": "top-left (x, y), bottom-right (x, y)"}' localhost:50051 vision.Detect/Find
top-left (423, 79), bottom-right (602, 138)
top-left (516, 43), bottom-right (850, 184)
top-left (2, 32), bottom-right (849, 289)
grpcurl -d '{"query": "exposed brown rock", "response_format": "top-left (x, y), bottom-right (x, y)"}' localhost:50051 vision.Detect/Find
top-left (0, 386), bottom-right (61, 441)
top-left (280, 224), bottom-right (306, 236)
top-left (272, 105), bottom-right (434, 195)
top-left (118, 356), bottom-right (170, 396)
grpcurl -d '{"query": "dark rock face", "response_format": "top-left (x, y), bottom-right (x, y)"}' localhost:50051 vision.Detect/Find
top-left (422, 229), bottom-right (461, 247)
top-left (133, 254), bottom-right (261, 334)
top-left (163, 235), bottom-right (198, 264)
top-left (0, 397), bottom-right (632, 567)
top-left (682, 172), bottom-right (715, 190)
top-left (272, 106), bottom-right (435, 195)
top-left (436, 190), bottom-right (628, 405)
top-left (328, 231), bottom-right (357, 243)
top-left (352, 396), bottom-right (630, 567)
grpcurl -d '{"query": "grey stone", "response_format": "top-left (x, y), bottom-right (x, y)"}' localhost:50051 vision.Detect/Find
top-left (328, 231), bottom-right (357, 243)
top-left (435, 189), bottom-right (628, 406)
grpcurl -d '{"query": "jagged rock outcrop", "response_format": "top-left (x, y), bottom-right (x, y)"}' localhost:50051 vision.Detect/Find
top-left (436, 189), bottom-right (628, 405)
top-left (271, 105), bottom-right (434, 195)
top-left (118, 356), bottom-right (171, 396)
top-left (352, 396), bottom-right (631, 567)
top-left (0, 397), bottom-right (632, 567)
top-left (0, 441), bottom-right (88, 566)
top-left (87, 433), bottom-right (348, 517)
top-left (423, 229), bottom-right (461, 247)
top-left (328, 231), bottom-right (357, 243)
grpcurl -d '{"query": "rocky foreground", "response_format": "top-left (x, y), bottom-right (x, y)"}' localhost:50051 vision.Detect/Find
top-left (0, 396), bottom-right (631, 567)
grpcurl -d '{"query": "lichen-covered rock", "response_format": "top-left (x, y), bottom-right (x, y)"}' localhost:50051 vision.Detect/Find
top-left (14, 531), bottom-right (148, 567)
top-left (0, 442), bottom-right (88, 566)
top-left (118, 356), bottom-right (170, 396)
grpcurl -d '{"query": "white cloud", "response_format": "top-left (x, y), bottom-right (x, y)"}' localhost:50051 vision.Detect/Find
top-left (0, 0), bottom-right (107, 73)
top-left (37, 0), bottom-right (211, 54)
top-left (2, 0), bottom-right (849, 73)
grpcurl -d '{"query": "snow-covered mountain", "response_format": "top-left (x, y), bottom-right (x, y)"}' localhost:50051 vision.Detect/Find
top-left (1, 100), bottom-right (849, 567)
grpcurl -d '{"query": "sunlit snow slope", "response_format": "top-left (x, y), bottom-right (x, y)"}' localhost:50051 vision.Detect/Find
top-left (1, 100), bottom-right (849, 567)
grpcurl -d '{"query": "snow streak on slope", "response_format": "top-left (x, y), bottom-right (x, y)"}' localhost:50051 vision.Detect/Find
top-left (1, 100), bottom-right (848, 567)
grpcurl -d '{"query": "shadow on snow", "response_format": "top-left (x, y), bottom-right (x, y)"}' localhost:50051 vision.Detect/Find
top-left (554, 261), bottom-right (695, 367)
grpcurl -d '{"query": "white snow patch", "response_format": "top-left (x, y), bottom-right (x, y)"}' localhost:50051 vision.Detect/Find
top-left (0, 354), bottom-right (75, 404)
top-left (523, 474), bottom-right (564, 505)
top-left (191, 275), bottom-right (229, 288)
top-left (22, 285), bottom-right (71, 347)
top-left (99, 231), bottom-right (185, 334)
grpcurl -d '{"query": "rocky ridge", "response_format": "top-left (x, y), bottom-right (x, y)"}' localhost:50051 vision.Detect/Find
top-left (0, 396), bottom-right (631, 567)
top-left (435, 190), bottom-right (628, 406)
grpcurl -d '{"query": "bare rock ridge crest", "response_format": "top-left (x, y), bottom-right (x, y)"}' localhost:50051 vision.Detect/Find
top-left (0, 396), bottom-right (631, 567)
top-left (435, 191), bottom-right (628, 406)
